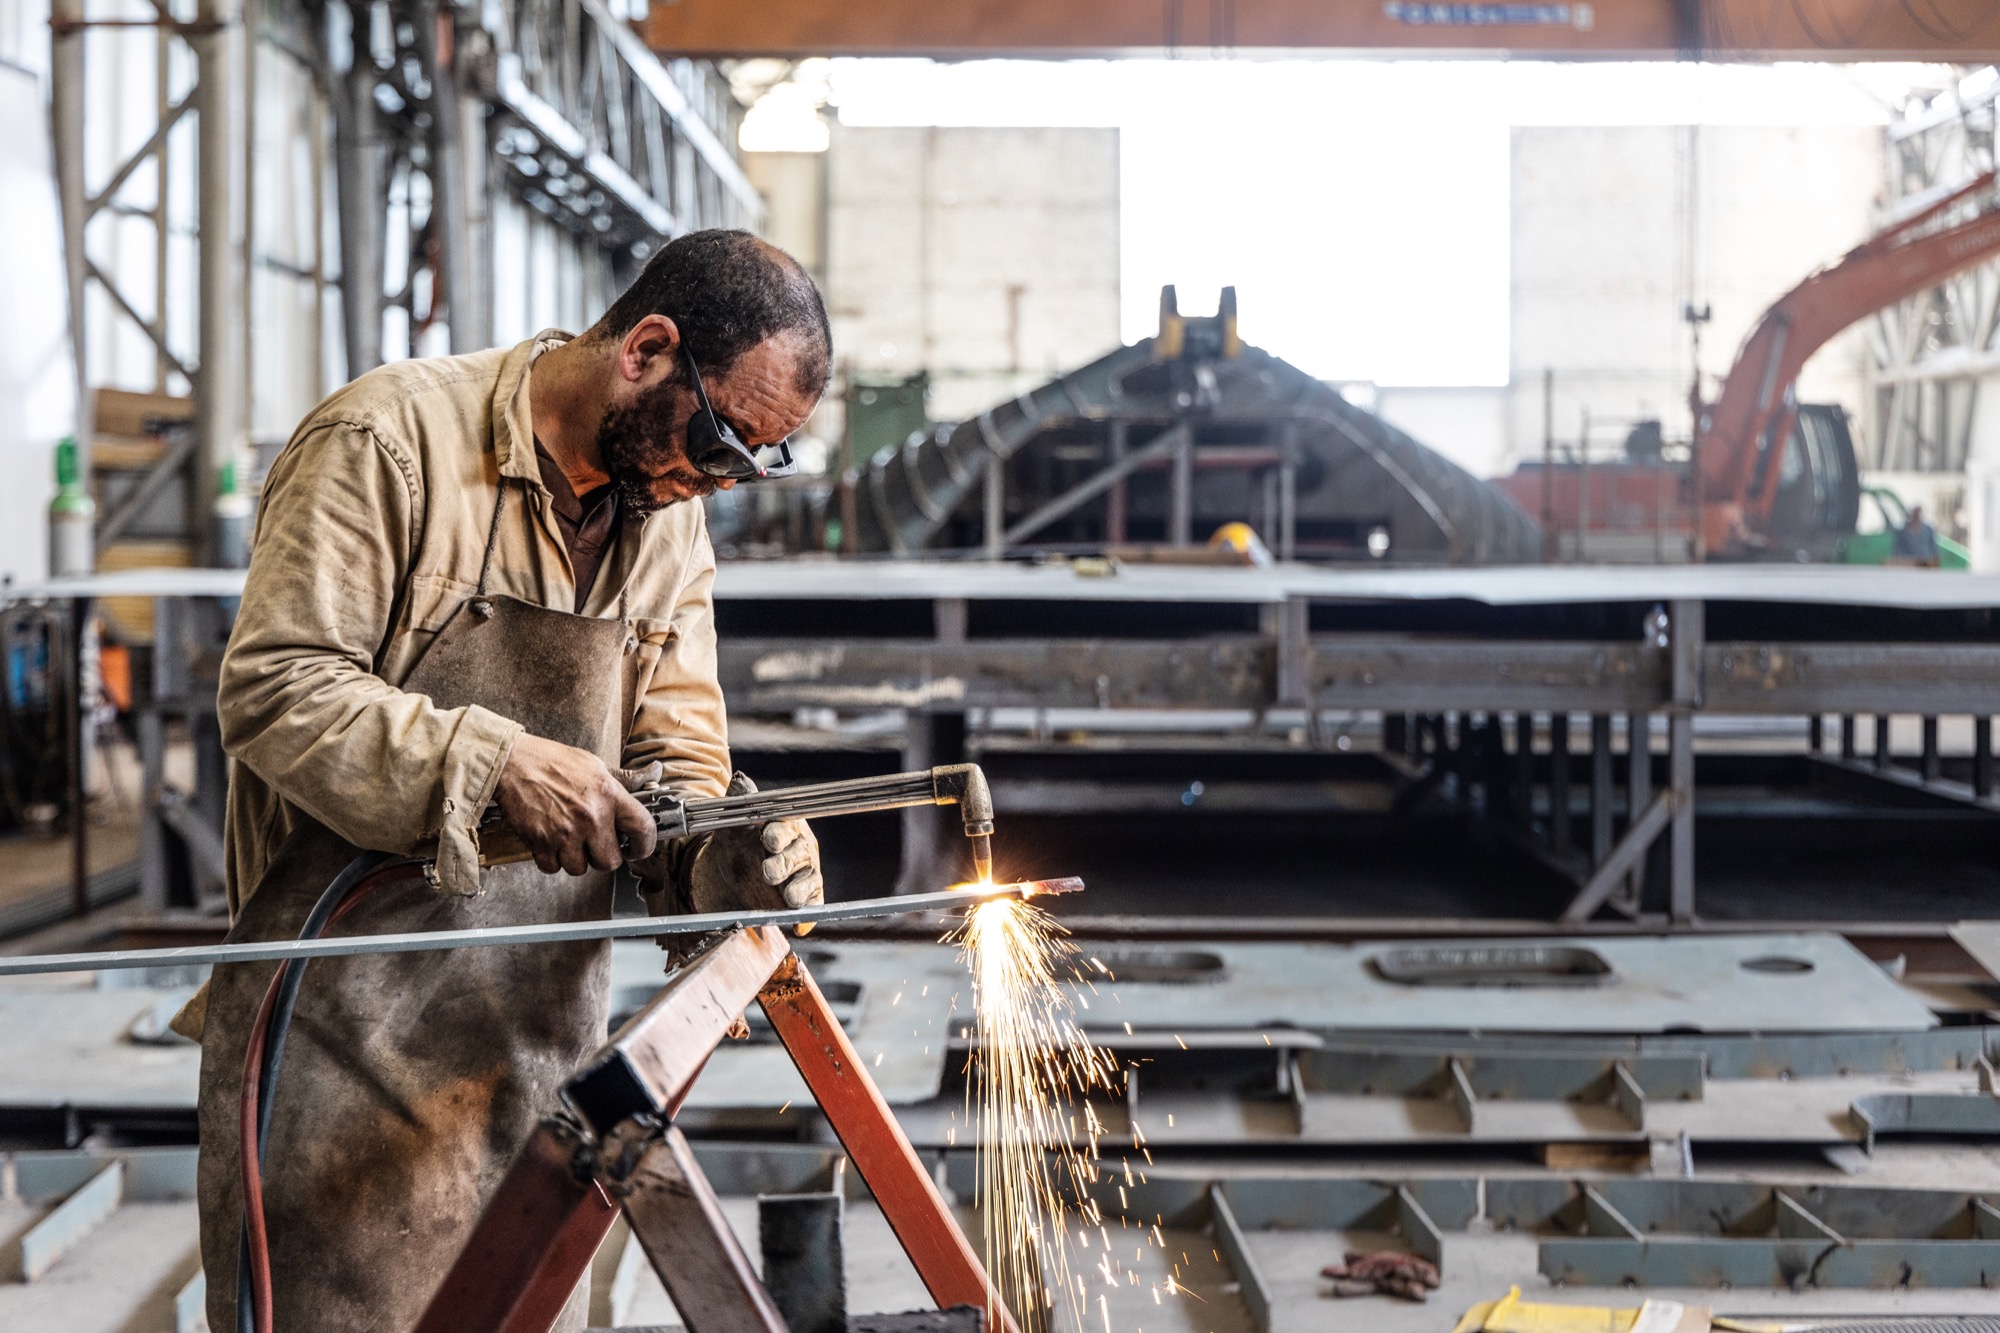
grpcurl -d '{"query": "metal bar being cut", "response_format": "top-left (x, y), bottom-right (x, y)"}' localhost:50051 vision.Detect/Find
top-left (0, 880), bottom-right (1083, 977)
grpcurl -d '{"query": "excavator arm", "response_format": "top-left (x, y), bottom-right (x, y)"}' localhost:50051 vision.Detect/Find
top-left (1699, 170), bottom-right (2000, 555)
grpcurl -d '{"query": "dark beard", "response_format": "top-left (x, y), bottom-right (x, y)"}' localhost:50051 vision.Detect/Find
top-left (596, 369), bottom-right (717, 517)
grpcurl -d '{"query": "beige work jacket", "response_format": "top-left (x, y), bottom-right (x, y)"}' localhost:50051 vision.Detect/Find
top-left (217, 332), bottom-right (731, 914)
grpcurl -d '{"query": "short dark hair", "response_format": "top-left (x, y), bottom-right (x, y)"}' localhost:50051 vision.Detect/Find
top-left (595, 230), bottom-right (830, 397)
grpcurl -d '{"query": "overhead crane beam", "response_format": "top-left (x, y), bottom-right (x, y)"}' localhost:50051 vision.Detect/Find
top-left (640, 0), bottom-right (2000, 62)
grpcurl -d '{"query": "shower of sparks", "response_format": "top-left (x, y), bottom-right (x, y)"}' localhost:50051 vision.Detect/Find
top-left (949, 891), bottom-right (1122, 1333)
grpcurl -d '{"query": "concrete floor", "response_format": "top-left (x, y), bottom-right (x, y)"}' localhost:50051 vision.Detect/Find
top-left (0, 1199), bottom-right (200, 1333)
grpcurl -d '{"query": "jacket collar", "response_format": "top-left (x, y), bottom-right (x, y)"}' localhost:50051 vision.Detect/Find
top-left (492, 329), bottom-right (574, 485)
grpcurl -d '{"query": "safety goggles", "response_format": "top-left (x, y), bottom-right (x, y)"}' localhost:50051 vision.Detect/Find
top-left (683, 344), bottom-right (799, 482)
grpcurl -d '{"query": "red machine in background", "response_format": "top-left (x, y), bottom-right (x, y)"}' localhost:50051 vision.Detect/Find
top-left (1500, 171), bottom-right (2000, 561)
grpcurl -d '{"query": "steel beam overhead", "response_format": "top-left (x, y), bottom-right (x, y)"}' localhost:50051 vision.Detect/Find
top-left (641, 0), bottom-right (2000, 59)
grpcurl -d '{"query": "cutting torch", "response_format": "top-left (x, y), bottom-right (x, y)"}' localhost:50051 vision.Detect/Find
top-left (456, 762), bottom-right (998, 884)
top-left (0, 763), bottom-right (1044, 978)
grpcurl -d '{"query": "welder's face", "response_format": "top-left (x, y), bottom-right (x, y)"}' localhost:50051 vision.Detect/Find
top-left (599, 332), bottom-right (819, 517)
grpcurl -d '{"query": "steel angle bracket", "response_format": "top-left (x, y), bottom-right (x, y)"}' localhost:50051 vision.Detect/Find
top-left (412, 926), bottom-right (1023, 1333)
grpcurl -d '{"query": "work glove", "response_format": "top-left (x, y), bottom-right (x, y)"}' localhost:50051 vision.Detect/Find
top-left (686, 771), bottom-right (823, 916)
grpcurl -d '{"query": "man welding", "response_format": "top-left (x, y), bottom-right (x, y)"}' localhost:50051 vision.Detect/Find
top-left (178, 230), bottom-right (830, 1333)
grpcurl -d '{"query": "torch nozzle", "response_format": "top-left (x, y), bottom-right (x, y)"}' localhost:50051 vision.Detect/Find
top-left (969, 832), bottom-right (993, 884)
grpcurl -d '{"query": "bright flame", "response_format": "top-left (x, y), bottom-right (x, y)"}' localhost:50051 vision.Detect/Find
top-left (949, 891), bottom-right (1119, 1333)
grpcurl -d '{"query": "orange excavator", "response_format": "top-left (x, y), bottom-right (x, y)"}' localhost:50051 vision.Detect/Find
top-left (1698, 170), bottom-right (2000, 559)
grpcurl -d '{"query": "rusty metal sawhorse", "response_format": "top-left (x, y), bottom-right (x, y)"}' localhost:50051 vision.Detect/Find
top-left (410, 926), bottom-right (1020, 1333)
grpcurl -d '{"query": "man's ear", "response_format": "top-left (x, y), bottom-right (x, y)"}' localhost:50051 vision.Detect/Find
top-left (617, 314), bottom-right (681, 385)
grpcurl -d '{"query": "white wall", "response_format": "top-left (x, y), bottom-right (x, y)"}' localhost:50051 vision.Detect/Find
top-left (823, 124), bottom-right (1121, 424)
top-left (1506, 124), bottom-right (1882, 474)
top-left (0, 61), bottom-right (76, 583)
top-left (1374, 387), bottom-right (1510, 479)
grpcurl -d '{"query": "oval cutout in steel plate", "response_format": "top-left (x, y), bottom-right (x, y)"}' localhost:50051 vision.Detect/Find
top-left (1739, 954), bottom-right (1816, 975)
top-left (1370, 944), bottom-right (1615, 988)
top-left (1060, 948), bottom-right (1227, 985)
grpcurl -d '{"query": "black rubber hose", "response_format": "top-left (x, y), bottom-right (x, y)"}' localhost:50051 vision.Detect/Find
top-left (255, 850), bottom-right (397, 1153)
top-left (237, 848), bottom-right (398, 1333)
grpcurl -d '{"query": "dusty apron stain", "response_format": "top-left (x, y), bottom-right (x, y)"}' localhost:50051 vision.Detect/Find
top-left (197, 482), bottom-right (636, 1333)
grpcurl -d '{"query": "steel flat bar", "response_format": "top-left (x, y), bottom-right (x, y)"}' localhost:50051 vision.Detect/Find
top-left (1559, 792), bottom-right (1673, 924)
top-left (616, 1126), bottom-right (787, 1332)
top-left (0, 881), bottom-right (1080, 977)
top-left (1001, 423), bottom-right (1187, 545)
top-left (84, 95), bottom-right (191, 220)
top-left (20, 1160), bottom-right (122, 1281)
top-left (1207, 1186), bottom-right (1272, 1333)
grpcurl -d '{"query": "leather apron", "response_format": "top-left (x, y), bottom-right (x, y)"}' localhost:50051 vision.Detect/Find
top-left (197, 481), bottom-right (635, 1333)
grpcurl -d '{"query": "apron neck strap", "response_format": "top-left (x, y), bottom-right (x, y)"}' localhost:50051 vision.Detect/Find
top-left (476, 478), bottom-right (509, 597)
top-left (477, 475), bottom-right (633, 634)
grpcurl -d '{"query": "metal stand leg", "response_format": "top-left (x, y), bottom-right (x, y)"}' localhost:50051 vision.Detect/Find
top-left (1669, 711), bottom-right (1695, 924)
top-left (1625, 710), bottom-right (1651, 909)
top-left (1875, 714), bottom-right (1893, 771)
top-left (1922, 716), bottom-right (1942, 784)
top-left (1667, 599), bottom-right (1703, 926)
top-left (1841, 714), bottom-right (1857, 761)
top-left (1514, 711), bottom-right (1535, 830)
top-left (1549, 712), bottom-right (1571, 855)
top-left (409, 1119), bottom-right (621, 1333)
top-left (760, 955), bottom-right (1014, 1326)
top-left (1590, 714), bottom-right (1613, 865)
top-left (66, 597), bottom-right (92, 918)
top-left (1977, 717), bottom-right (1993, 799)
top-left (615, 1128), bottom-right (787, 1330)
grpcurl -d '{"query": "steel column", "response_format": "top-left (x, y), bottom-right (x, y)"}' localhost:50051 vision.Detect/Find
top-left (1549, 712), bottom-right (1571, 855)
top-left (758, 1191), bottom-right (847, 1333)
top-left (1277, 421), bottom-right (1298, 561)
top-left (1668, 599), bottom-right (1703, 925)
top-left (1923, 715), bottom-right (1942, 783)
top-left (49, 0), bottom-right (90, 476)
top-left (1625, 710), bottom-right (1651, 908)
top-left (1590, 713), bottom-right (1613, 864)
top-left (418, 0), bottom-right (478, 354)
top-left (330, 0), bottom-right (383, 376)
top-left (982, 453), bottom-right (1004, 559)
top-left (1169, 423), bottom-right (1194, 545)
top-left (1978, 716), bottom-right (1994, 798)
top-left (1514, 711), bottom-right (1534, 830)
top-left (193, 0), bottom-right (246, 563)
top-left (65, 599), bottom-right (90, 917)
top-left (1875, 713), bottom-right (1893, 770)
top-left (1105, 418), bottom-right (1127, 544)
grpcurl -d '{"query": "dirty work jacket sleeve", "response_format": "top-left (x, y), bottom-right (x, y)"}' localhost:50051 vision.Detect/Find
top-left (218, 421), bottom-right (523, 898)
